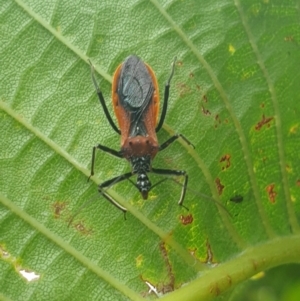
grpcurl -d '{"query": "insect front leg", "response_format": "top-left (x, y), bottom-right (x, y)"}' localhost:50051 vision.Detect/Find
top-left (155, 57), bottom-right (177, 132)
top-left (98, 172), bottom-right (133, 214)
top-left (88, 60), bottom-right (121, 134)
top-left (151, 167), bottom-right (189, 209)
top-left (70, 171), bottom-right (132, 225)
top-left (88, 144), bottom-right (123, 181)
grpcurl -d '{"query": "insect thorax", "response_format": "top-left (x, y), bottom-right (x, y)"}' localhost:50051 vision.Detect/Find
top-left (121, 136), bottom-right (159, 160)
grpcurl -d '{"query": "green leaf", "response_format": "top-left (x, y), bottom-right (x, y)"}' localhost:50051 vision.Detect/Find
top-left (1, 0), bottom-right (300, 300)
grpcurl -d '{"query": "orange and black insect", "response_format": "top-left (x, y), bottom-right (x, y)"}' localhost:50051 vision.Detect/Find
top-left (88, 55), bottom-right (194, 213)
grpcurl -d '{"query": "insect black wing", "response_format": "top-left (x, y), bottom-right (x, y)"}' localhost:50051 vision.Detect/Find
top-left (117, 55), bottom-right (154, 137)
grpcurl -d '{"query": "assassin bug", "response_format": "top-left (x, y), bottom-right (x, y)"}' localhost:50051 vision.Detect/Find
top-left (88, 55), bottom-right (194, 213)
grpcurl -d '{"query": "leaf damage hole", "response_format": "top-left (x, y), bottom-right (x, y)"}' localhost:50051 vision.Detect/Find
top-left (140, 276), bottom-right (159, 298)
top-left (266, 183), bottom-right (276, 203)
top-left (255, 114), bottom-right (274, 131)
top-left (215, 178), bottom-right (224, 195)
top-left (179, 214), bottom-right (194, 225)
top-left (19, 269), bottom-right (40, 282)
top-left (0, 245), bottom-right (40, 282)
top-left (220, 154), bottom-right (231, 170)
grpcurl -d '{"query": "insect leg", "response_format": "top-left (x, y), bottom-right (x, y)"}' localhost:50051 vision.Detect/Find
top-left (88, 60), bottom-right (121, 135)
top-left (155, 57), bottom-right (177, 133)
top-left (70, 172), bottom-right (132, 225)
top-left (159, 134), bottom-right (195, 152)
top-left (88, 144), bottom-right (123, 181)
top-left (151, 167), bottom-right (188, 209)
top-left (98, 172), bottom-right (133, 214)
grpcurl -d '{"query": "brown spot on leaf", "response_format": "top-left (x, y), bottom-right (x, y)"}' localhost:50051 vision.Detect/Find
top-left (189, 72), bottom-right (194, 78)
top-left (289, 124), bottom-right (298, 134)
top-left (204, 240), bottom-right (217, 264)
top-left (286, 165), bottom-right (292, 173)
top-left (159, 242), bottom-right (175, 293)
top-left (177, 60), bottom-right (183, 67)
top-left (296, 180), bottom-right (300, 186)
top-left (284, 36), bottom-right (294, 42)
top-left (214, 114), bottom-right (222, 128)
top-left (215, 178), bottom-right (224, 195)
top-left (210, 283), bottom-right (221, 296)
top-left (266, 184), bottom-right (276, 203)
top-left (201, 105), bottom-right (211, 116)
top-left (220, 154), bottom-right (231, 170)
top-left (255, 114), bottom-right (274, 130)
top-left (176, 82), bottom-right (191, 97)
top-left (251, 259), bottom-right (258, 271)
top-left (202, 94), bottom-right (208, 102)
top-left (0, 245), bottom-right (9, 259)
top-left (52, 201), bottom-right (67, 219)
top-left (135, 254), bottom-right (143, 267)
top-left (188, 248), bottom-right (197, 257)
top-left (73, 221), bottom-right (93, 236)
top-left (180, 214), bottom-right (193, 225)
